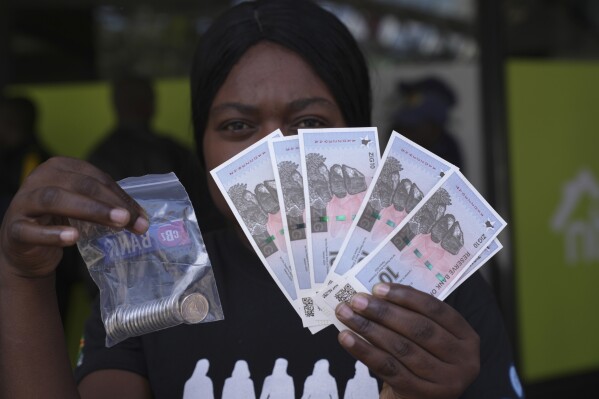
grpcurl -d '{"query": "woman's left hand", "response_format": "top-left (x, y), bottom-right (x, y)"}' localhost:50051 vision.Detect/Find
top-left (335, 283), bottom-right (480, 399)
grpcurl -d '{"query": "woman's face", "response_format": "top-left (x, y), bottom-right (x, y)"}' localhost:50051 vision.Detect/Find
top-left (204, 41), bottom-right (346, 220)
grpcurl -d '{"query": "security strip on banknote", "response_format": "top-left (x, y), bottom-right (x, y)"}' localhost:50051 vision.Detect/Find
top-left (268, 136), bottom-right (331, 328)
top-left (298, 127), bottom-right (381, 294)
top-left (210, 130), bottom-right (306, 324)
top-left (318, 170), bottom-right (507, 330)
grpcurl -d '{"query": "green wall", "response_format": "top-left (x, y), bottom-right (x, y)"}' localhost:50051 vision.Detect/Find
top-left (7, 78), bottom-right (194, 159)
top-left (507, 61), bottom-right (599, 382)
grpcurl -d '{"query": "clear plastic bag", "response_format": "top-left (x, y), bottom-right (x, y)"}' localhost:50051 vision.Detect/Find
top-left (72, 172), bottom-right (224, 347)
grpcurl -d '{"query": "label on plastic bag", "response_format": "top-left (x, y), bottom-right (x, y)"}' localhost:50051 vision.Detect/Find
top-left (97, 220), bottom-right (191, 262)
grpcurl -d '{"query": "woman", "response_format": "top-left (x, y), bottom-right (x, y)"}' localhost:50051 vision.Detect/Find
top-left (0, 1), bottom-right (522, 398)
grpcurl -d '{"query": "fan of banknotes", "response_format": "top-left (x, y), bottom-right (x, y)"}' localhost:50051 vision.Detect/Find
top-left (211, 128), bottom-right (506, 334)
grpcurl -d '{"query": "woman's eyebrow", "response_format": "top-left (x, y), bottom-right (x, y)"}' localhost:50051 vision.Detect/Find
top-left (210, 97), bottom-right (336, 116)
top-left (210, 102), bottom-right (258, 116)
top-left (288, 97), bottom-right (336, 113)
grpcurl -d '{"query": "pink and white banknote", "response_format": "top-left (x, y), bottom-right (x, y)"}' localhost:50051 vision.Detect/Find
top-left (299, 127), bottom-right (381, 291)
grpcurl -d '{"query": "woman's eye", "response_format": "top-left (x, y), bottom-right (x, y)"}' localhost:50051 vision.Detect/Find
top-left (295, 118), bottom-right (326, 129)
top-left (216, 120), bottom-right (256, 140)
top-left (223, 121), bottom-right (252, 132)
top-left (286, 118), bottom-right (329, 136)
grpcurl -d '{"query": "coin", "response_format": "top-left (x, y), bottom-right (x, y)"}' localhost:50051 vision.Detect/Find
top-left (179, 293), bottom-right (210, 323)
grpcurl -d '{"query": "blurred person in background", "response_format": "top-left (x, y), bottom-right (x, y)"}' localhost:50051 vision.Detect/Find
top-left (390, 76), bottom-right (465, 171)
top-left (0, 96), bottom-right (51, 219)
top-left (0, 95), bottom-right (80, 324)
top-left (87, 73), bottom-right (222, 233)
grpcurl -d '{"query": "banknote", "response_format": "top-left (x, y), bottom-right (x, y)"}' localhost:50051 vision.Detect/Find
top-left (318, 170), bottom-right (506, 326)
top-left (268, 136), bottom-right (311, 291)
top-left (210, 130), bottom-right (303, 321)
top-left (328, 131), bottom-right (457, 282)
top-left (268, 136), bottom-right (330, 327)
top-left (299, 127), bottom-right (381, 290)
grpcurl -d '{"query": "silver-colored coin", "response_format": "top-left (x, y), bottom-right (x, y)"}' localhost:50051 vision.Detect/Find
top-left (165, 295), bottom-right (178, 324)
top-left (157, 297), bottom-right (172, 326)
top-left (126, 306), bottom-right (135, 334)
top-left (155, 299), bottom-right (166, 327)
top-left (133, 304), bottom-right (146, 335)
top-left (170, 294), bottom-right (183, 323)
top-left (107, 306), bottom-right (127, 341)
top-left (104, 311), bottom-right (117, 338)
top-left (148, 300), bottom-right (161, 330)
top-left (179, 293), bottom-right (209, 324)
top-left (146, 300), bottom-right (162, 332)
top-left (122, 307), bottom-right (134, 336)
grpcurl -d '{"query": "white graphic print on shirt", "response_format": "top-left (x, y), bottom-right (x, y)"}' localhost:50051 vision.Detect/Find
top-left (301, 359), bottom-right (338, 399)
top-left (260, 358), bottom-right (294, 399)
top-left (183, 359), bottom-right (214, 399)
top-left (344, 361), bottom-right (379, 398)
top-left (222, 360), bottom-right (256, 399)
top-left (183, 358), bottom-right (378, 399)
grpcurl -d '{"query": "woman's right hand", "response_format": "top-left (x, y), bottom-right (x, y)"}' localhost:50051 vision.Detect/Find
top-left (0, 156), bottom-right (149, 280)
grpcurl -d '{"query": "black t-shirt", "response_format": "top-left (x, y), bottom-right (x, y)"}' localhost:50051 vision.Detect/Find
top-left (74, 227), bottom-right (524, 399)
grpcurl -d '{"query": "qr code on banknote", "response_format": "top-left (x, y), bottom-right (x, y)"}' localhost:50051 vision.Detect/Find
top-left (302, 297), bottom-right (315, 318)
top-left (334, 284), bottom-right (357, 303)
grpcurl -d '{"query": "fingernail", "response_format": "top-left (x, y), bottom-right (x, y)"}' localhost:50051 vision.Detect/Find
top-left (133, 217), bottom-right (149, 233)
top-left (350, 294), bottom-right (368, 310)
top-left (339, 331), bottom-right (355, 347)
top-left (59, 229), bottom-right (76, 242)
top-left (110, 208), bottom-right (129, 224)
top-left (373, 283), bottom-right (390, 297)
top-left (336, 303), bottom-right (353, 320)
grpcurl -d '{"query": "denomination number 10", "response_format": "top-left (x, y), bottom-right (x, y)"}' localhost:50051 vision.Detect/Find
top-left (379, 266), bottom-right (399, 283)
